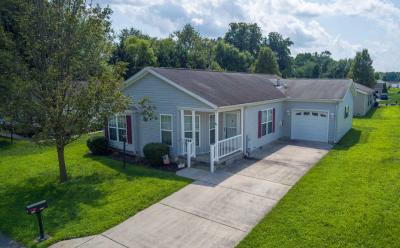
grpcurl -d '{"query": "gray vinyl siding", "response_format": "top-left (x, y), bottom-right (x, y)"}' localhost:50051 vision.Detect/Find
top-left (244, 101), bottom-right (285, 153)
top-left (336, 89), bottom-right (353, 141)
top-left (283, 101), bottom-right (337, 143)
top-left (354, 91), bottom-right (373, 116)
top-left (121, 74), bottom-right (213, 156)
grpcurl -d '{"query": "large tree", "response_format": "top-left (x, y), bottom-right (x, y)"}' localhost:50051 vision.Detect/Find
top-left (214, 40), bottom-right (253, 72)
top-left (265, 32), bottom-right (294, 78)
top-left (254, 46), bottom-right (280, 75)
top-left (224, 22), bottom-right (262, 56)
top-left (123, 36), bottom-right (157, 74)
top-left (350, 49), bottom-right (376, 87)
top-left (2, 0), bottom-right (131, 183)
top-left (172, 24), bottom-right (209, 69)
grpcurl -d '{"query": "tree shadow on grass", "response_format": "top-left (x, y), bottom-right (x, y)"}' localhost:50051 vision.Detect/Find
top-left (86, 154), bottom-right (191, 183)
top-left (334, 128), bottom-right (362, 150)
top-left (0, 140), bottom-right (13, 150)
top-left (0, 173), bottom-right (107, 246)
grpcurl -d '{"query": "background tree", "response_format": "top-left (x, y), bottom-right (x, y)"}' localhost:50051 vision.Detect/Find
top-left (214, 40), bottom-right (253, 72)
top-left (123, 36), bottom-right (157, 74)
top-left (4, 0), bottom-right (131, 183)
top-left (110, 28), bottom-right (152, 78)
top-left (224, 22), bottom-right (262, 55)
top-left (350, 49), bottom-right (376, 87)
top-left (153, 38), bottom-right (179, 68)
top-left (254, 46), bottom-right (280, 75)
top-left (172, 24), bottom-right (208, 69)
top-left (265, 32), bottom-right (294, 78)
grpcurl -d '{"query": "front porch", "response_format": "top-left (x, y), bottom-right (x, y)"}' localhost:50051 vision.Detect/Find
top-left (179, 107), bottom-right (245, 172)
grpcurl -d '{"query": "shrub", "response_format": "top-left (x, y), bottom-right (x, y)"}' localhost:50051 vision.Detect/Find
top-left (143, 143), bottom-right (170, 166)
top-left (87, 136), bottom-right (109, 155)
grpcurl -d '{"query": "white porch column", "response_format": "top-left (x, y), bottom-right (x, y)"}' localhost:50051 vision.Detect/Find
top-left (240, 107), bottom-right (244, 152)
top-left (180, 109), bottom-right (185, 155)
top-left (215, 111), bottom-right (219, 162)
top-left (191, 110), bottom-right (196, 158)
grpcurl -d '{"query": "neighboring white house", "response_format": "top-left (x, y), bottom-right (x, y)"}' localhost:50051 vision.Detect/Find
top-left (354, 83), bottom-right (375, 116)
top-left (105, 67), bottom-right (355, 171)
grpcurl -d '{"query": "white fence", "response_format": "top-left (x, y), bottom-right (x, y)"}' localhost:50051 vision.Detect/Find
top-left (217, 134), bottom-right (242, 159)
top-left (210, 134), bottom-right (242, 172)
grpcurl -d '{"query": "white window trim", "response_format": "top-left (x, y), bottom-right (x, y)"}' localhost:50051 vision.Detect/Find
top-left (209, 114), bottom-right (216, 145)
top-left (344, 105), bottom-right (350, 119)
top-left (160, 114), bottom-right (173, 147)
top-left (261, 108), bottom-right (273, 136)
top-left (184, 114), bottom-right (200, 147)
top-left (109, 114), bottom-right (127, 142)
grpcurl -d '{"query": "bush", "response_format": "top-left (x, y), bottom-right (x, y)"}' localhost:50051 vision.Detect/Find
top-left (87, 136), bottom-right (109, 155)
top-left (143, 143), bottom-right (170, 166)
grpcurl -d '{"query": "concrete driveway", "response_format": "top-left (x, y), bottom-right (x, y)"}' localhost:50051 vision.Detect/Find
top-left (51, 140), bottom-right (331, 248)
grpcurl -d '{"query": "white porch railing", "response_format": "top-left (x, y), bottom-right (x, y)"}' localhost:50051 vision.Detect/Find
top-left (217, 134), bottom-right (242, 159)
top-left (210, 134), bottom-right (242, 172)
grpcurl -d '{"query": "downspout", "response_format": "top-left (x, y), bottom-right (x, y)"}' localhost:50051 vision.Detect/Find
top-left (334, 103), bottom-right (339, 143)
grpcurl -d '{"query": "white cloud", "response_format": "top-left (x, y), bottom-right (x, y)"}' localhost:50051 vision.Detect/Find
top-left (95, 0), bottom-right (400, 71)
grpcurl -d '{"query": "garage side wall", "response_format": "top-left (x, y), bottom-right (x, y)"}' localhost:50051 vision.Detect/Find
top-left (354, 92), bottom-right (367, 116)
top-left (244, 101), bottom-right (285, 152)
top-left (283, 101), bottom-right (337, 143)
top-left (336, 89), bottom-right (353, 141)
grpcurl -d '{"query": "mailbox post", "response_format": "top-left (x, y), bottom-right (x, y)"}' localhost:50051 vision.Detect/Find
top-left (26, 200), bottom-right (48, 242)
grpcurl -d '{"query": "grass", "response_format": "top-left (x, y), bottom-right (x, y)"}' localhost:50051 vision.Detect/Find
top-left (0, 134), bottom-right (191, 247)
top-left (380, 87), bottom-right (400, 105)
top-left (238, 106), bottom-right (400, 248)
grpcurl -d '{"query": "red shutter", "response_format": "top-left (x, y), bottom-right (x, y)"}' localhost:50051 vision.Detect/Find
top-left (126, 115), bottom-right (132, 144)
top-left (258, 111), bottom-right (262, 138)
top-left (104, 117), bottom-right (109, 140)
top-left (272, 108), bottom-right (276, 133)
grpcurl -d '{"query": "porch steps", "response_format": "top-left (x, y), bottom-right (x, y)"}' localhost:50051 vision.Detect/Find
top-left (177, 151), bottom-right (244, 172)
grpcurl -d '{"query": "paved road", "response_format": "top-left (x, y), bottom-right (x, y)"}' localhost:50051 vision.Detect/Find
top-left (50, 140), bottom-right (331, 248)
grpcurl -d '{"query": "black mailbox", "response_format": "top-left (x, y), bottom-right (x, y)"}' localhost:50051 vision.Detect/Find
top-left (26, 200), bottom-right (48, 214)
top-left (26, 200), bottom-right (48, 242)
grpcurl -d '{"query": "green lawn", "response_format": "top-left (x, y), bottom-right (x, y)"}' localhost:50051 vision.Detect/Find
top-left (238, 107), bottom-right (400, 248)
top-left (0, 134), bottom-right (191, 247)
top-left (380, 87), bottom-right (400, 105)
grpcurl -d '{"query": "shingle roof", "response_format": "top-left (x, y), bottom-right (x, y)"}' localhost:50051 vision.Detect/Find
top-left (354, 83), bottom-right (375, 94)
top-left (280, 79), bottom-right (352, 100)
top-left (150, 67), bottom-right (285, 107)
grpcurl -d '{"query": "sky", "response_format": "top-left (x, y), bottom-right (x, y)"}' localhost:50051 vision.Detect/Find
top-left (93, 0), bottom-right (400, 72)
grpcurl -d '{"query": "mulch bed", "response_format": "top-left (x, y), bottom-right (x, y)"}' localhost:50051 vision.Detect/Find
top-left (109, 150), bottom-right (183, 172)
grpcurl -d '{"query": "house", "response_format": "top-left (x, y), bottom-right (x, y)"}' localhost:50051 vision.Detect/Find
top-left (375, 80), bottom-right (387, 98)
top-left (353, 83), bottom-right (375, 116)
top-left (105, 67), bottom-right (354, 171)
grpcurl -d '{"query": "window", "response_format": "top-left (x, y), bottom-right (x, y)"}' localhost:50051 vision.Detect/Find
top-left (303, 112), bottom-right (310, 116)
top-left (344, 105), bottom-right (350, 118)
top-left (160, 114), bottom-right (172, 146)
top-left (261, 109), bottom-right (273, 136)
top-left (320, 113), bottom-right (327, 118)
top-left (209, 114), bottom-right (215, 145)
top-left (184, 115), bottom-right (200, 146)
top-left (108, 115), bottom-right (126, 142)
top-left (295, 112), bottom-right (302, 116)
top-left (312, 112), bottom-right (319, 116)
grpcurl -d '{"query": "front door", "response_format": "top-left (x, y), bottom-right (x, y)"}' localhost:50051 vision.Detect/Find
top-left (224, 112), bottom-right (238, 138)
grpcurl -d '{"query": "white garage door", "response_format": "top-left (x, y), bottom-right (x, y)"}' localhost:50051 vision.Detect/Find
top-left (291, 110), bottom-right (329, 142)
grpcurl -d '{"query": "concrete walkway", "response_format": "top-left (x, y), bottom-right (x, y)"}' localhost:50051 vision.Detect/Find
top-left (0, 232), bottom-right (25, 248)
top-left (50, 140), bottom-right (331, 248)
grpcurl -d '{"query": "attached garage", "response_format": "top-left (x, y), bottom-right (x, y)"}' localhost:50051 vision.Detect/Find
top-left (291, 110), bottom-right (329, 142)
